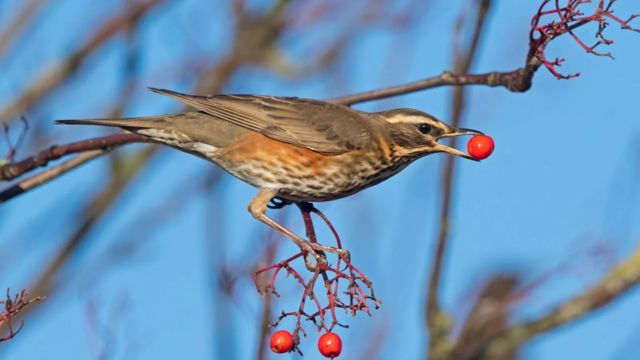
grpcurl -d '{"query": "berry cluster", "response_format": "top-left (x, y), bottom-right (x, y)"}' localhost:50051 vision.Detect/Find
top-left (271, 330), bottom-right (342, 358)
top-left (254, 202), bottom-right (380, 356)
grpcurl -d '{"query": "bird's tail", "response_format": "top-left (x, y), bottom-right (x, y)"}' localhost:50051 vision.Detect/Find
top-left (55, 115), bottom-right (168, 129)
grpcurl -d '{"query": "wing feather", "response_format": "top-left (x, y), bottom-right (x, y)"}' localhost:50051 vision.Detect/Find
top-left (149, 88), bottom-right (373, 155)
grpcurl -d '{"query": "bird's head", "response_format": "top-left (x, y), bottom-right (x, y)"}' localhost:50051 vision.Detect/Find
top-left (376, 108), bottom-right (482, 160)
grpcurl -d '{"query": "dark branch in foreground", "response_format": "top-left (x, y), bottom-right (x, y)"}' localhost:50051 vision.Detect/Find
top-left (0, 133), bottom-right (147, 181)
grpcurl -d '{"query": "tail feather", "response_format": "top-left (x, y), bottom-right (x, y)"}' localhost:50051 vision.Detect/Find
top-left (55, 116), bottom-right (164, 128)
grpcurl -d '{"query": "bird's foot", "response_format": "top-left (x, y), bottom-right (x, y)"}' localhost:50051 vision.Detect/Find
top-left (267, 196), bottom-right (293, 209)
top-left (302, 249), bottom-right (328, 272)
top-left (308, 242), bottom-right (350, 263)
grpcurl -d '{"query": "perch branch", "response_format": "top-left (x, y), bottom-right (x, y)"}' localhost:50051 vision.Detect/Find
top-left (0, 133), bottom-right (147, 181)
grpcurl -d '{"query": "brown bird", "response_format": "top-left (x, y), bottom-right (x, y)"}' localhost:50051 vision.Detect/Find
top-left (58, 88), bottom-right (482, 268)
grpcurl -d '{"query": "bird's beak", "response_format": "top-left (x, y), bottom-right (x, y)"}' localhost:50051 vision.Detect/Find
top-left (439, 127), bottom-right (483, 138)
top-left (434, 127), bottom-right (483, 161)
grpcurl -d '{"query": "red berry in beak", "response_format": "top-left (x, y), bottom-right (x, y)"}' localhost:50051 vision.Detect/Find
top-left (467, 135), bottom-right (494, 160)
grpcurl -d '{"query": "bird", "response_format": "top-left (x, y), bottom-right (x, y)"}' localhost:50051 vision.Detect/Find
top-left (57, 88), bottom-right (482, 268)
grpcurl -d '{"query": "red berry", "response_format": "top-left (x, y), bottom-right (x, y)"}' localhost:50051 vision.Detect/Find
top-left (318, 332), bottom-right (342, 358)
top-left (270, 330), bottom-right (294, 354)
top-left (467, 135), bottom-right (494, 160)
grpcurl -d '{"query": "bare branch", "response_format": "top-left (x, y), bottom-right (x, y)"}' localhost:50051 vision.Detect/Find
top-left (0, 133), bottom-right (147, 182)
top-left (0, 149), bottom-right (105, 203)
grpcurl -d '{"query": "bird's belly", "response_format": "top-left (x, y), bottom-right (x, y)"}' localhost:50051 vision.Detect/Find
top-left (213, 133), bottom-right (397, 202)
top-left (220, 157), bottom-right (394, 202)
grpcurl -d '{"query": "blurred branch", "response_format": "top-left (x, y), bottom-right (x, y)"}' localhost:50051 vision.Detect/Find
top-left (78, 168), bottom-right (219, 289)
top-left (33, 147), bottom-right (157, 295)
top-left (0, 0), bottom-right (165, 125)
top-left (487, 244), bottom-right (640, 358)
top-left (426, 1), bottom-right (492, 359)
top-left (0, 8), bottom-right (151, 197)
top-left (0, 0), bottom-right (49, 62)
top-left (452, 275), bottom-right (519, 360)
top-left (195, 0), bottom-right (289, 93)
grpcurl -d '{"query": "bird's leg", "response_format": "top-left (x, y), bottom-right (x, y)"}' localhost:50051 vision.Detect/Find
top-left (249, 188), bottom-right (327, 271)
top-left (296, 202), bottom-right (350, 262)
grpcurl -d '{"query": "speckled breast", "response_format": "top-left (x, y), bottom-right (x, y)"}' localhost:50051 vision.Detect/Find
top-left (213, 132), bottom-right (408, 202)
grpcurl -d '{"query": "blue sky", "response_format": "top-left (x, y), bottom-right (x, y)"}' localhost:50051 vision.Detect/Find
top-left (1, 0), bottom-right (639, 359)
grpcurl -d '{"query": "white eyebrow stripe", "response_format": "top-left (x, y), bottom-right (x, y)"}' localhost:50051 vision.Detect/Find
top-left (385, 114), bottom-right (430, 124)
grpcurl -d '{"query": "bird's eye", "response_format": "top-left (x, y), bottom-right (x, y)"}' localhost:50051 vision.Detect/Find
top-left (418, 123), bottom-right (432, 134)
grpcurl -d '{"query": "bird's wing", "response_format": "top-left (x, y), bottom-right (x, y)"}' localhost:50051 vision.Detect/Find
top-left (150, 88), bottom-right (373, 155)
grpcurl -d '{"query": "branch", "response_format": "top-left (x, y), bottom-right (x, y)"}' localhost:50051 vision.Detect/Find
top-left (329, 66), bottom-right (538, 106)
top-left (487, 244), bottom-right (640, 357)
top-left (0, 133), bottom-right (147, 181)
top-left (0, 149), bottom-right (105, 203)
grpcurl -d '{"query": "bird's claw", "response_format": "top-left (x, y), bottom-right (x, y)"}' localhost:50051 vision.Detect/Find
top-left (268, 197), bottom-right (293, 209)
top-left (303, 251), bottom-right (329, 272)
